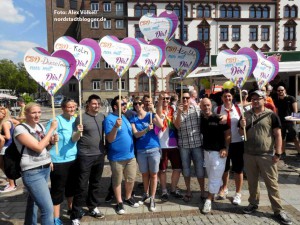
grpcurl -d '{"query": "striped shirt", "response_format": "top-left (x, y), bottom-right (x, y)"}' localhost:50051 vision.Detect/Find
top-left (176, 104), bottom-right (202, 148)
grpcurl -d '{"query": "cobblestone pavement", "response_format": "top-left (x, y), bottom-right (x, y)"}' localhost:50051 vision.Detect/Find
top-left (1, 144), bottom-right (300, 225)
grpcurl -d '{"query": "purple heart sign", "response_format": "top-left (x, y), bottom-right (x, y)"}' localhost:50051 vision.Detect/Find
top-left (136, 38), bottom-right (166, 77)
top-left (54, 36), bottom-right (101, 81)
top-left (24, 47), bottom-right (76, 96)
top-left (99, 36), bottom-right (141, 77)
top-left (216, 47), bottom-right (258, 89)
top-left (253, 51), bottom-right (279, 89)
top-left (166, 39), bottom-right (206, 79)
top-left (139, 10), bottom-right (178, 41)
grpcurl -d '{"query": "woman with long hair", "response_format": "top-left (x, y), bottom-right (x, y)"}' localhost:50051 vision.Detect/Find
top-left (129, 97), bottom-right (163, 212)
top-left (14, 102), bottom-right (58, 225)
top-left (0, 107), bottom-right (18, 192)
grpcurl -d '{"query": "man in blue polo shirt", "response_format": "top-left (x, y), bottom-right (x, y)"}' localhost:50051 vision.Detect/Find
top-left (104, 96), bottom-right (138, 215)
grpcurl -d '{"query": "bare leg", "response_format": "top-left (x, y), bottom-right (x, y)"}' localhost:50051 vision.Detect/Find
top-left (149, 172), bottom-right (158, 197)
top-left (219, 171), bottom-right (229, 194)
top-left (142, 172), bottom-right (150, 194)
top-left (159, 170), bottom-right (167, 191)
top-left (67, 197), bottom-right (73, 210)
top-left (113, 184), bottom-right (122, 203)
top-left (293, 138), bottom-right (300, 153)
top-left (235, 173), bottom-right (243, 193)
top-left (53, 204), bottom-right (60, 219)
top-left (184, 176), bottom-right (191, 195)
top-left (197, 177), bottom-right (205, 196)
top-left (170, 170), bottom-right (181, 192)
top-left (125, 181), bottom-right (135, 200)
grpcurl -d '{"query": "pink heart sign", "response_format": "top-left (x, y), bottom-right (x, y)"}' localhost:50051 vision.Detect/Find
top-left (216, 47), bottom-right (258, 89)
top-left (253, 51), bottom-right (279, 89)
top-left (139, 11), bottom-right (178, 41)
top-left (136, 38), bottom-right (166, 77)
top-left (166, 39), bottom-right (206, 80)
top-left (99, 36), bottom-right (141, 77)
top-left (54, 36), bottom-right (101, 81)
top-left (23, 47), bottom-right (76, 96)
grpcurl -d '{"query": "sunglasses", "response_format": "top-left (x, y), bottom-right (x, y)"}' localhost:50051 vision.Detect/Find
top-left (163, 97), bottom-right (170, 100)
top-left (133, 102), bottom-right (143, 106)
top-left (277, 90), bottom-right (284, 92)
top-left (182, 97), bottom-right (190, 100)
top-left (121, 103), bottom-right (127, 107)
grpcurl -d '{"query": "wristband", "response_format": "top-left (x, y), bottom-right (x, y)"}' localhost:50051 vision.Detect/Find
top-left (114, 125), bottom-right (119, 129)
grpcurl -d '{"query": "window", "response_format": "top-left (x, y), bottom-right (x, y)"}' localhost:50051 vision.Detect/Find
top-left (168, 73), bottom-right (179, 92)
top-left (116, 3), bottom-right (124, 16)
top-left (69, 83), bottom-right (76, 92)
top-left (204, 5), bottom-right (211, 18)
top-left (249, 26), bottom-right (258, 41)
top-left (103, 2), bottom-right (111, 12)
top-left (142, 5), bottom-right (148, 15)
top-left (56, 0), bottom-right (64, 8)
top-left (261, 26), bottom-right (270, 41)
top-left (284, 6), bottom-right (290, 18)
top-left (94, 61), bottom-right (101, 69)
top-left (105, 81), bottom-right (113, 90)
top-left (138, 74), bottom-right (156, 92)
top-left (103, 20), bottom-right (111, 29)
top-left (262, 6), bottom-right (269, 18)
top-left (201, 51), bottom-right (209, 66)
top-left (197, 5), bottom-right (204, 17)
top-left (174, 5), bottom-right (180, 17)
top-left (135, 26), bottom-right (144, 38)
top-left (198, 27), bottom-right (209, 41)
top-left (220, 5), bottom-right (226, 18)
top-left (117, 80), bottom-right (125, 90)
top-left (220, 26), bottom-right (228, 41)
top-left (70, 0), bottom-right (77, 9)
top-left (91, 21), bottom-right (99, 29)
top-left (134, 5), bottom-right (142, 17)
top-left (284, 26), bottom-right (296, 40)
top-left (184, 5), bottom-right (188, 17)
top-left (227, 6), bottom-right (233, 18)
top-left (105, 62), bottom-right (111, 68)
top-left (183, 25), bottom-right (188, 41)
top-left (93, 81), bottom-right (101, 90)
top-left (250, 6), bottom-right (255, 18)
top-left (149, 4), bottom-right (156, 14)
top-left (91, 2), bottom-right (99, 11)
top-left (116, 20), bottom-right (124, 29)
top-left (166, 4), bottom-right (172, 11)
top-left (291, 5), bottom-right (298, 18)
top-left (256, 7), bottom-right (262, 18)
top-left (233, 6), bottom-right (240, 18)
top-left (232, 26), bottom-right (240, 41)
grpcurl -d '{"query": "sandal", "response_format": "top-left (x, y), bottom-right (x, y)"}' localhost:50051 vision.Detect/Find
top-left (216, 188), bottom-right (228, 200)
top-left (183, 193), bottom-right (193, 202)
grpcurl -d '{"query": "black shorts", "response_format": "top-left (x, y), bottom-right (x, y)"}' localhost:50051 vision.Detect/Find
top-left (281, 122), bottom-right (298, 140)
top-left (225, 141), bottom-right (244, 174)
top-left (50, 160), bottom-right (78, 205)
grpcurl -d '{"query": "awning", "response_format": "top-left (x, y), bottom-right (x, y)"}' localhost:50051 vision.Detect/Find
top-left (0, 93), bottom-right (17, 100)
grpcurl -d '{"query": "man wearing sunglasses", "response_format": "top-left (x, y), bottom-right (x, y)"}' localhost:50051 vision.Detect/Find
top-left (104, 96), bottom-right (138, 215)
top-left (156, 92), bottom-right (183, 202)
top-left (274, 86), bottom-right (300, 158)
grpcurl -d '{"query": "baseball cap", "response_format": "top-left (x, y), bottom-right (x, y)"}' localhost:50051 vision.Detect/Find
top-left (249, 90), bottom-right (266, 98)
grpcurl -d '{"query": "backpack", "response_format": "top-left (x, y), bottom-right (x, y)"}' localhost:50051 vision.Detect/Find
top-left (3, 123), bottom-right (42, 180)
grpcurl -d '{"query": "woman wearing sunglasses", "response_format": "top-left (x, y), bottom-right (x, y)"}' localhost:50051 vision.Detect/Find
top-left (129, 97), bottom-right (163, 212)
top-left (14, 102), bottom-right (58, 225)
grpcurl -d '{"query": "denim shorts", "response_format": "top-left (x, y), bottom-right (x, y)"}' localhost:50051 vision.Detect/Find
top-left (137, 147), bottom-right (161, 173)
top-left (179, 147), bottom-right (204, 178)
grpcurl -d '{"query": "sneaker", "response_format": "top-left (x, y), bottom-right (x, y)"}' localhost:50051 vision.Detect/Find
top-left (71, 219), bottom-right (80, 225)
top-left (54, 218), bottom-right (63, 225)
top-left (202, 199), bottom-right (212, 214)
top-left (232, 193), bottom-right (242, 205)
top-left (160, 192), bottom-right (169, 202)
top-left (105, 192), bottom-right (114, 203)
top-left (170, 189), bottom-right (183, 199)
top-left (124, 197), bottom-right (139, 208)
top-left (275, 211), bottom-right (292, 225)
top-left (216, 188), bottom-right (228, 200)
top-left (0, 185), bottom-right (17, 193)
top-left (243, 204), bottom-right (258, 214)
top-left (138, 193), bottom-right (150, 205)
top-left (115, 202), bottom-right (125, 215)
top-left (149, 197), bottom-right (156, 212)
top-left (89, 207), bottom-right (104, 219)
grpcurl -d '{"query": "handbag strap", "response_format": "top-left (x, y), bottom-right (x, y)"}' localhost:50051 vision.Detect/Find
top-left (245, 112), bottom-right (272, 132)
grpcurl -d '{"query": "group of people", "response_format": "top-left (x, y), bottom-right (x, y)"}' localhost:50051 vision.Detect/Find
top-left (0, 83), bottom-right (297, 225)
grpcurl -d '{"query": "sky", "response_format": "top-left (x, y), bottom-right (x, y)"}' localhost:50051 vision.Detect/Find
top-left (0, 0), bottom-right (46, 64)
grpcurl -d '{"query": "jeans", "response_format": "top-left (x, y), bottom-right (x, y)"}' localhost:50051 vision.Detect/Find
top-left (71, 154), bottom-right (105, 219)
top-left (179, 147), bottom-right (204, 178)
top-left (22, 167), bottom-right (53, 225)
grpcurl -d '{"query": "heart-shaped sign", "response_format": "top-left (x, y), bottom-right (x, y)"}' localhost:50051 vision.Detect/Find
top-left (165, 39), bottom-right (206, 79)
top-left (99, 36), bottom-right (141, 77)
top-left (54, 36), bottom-right (101, 81)
top-left (216, 47), bottom-right (258, 89)
top-left (136, 38), bottom-right (166, 77)
top-left (139, 11), bottom-right (178, 41)
top-left (253, 51), bottom-right (279, 89)
top-left (24, 47), bottom-right (76, 96)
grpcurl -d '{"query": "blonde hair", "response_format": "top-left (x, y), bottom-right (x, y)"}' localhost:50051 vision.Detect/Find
top-left (24, 102), bottom-right (41, 113)
top-left (0, 107), bottom-right (10, 132)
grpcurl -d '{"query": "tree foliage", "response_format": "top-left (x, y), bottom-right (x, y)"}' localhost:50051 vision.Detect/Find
top-left (0, 59), bottom-right (38, 95)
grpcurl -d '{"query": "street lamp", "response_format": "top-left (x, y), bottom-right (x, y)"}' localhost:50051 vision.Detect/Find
top-left (180, 0), bottom-right (184, 40)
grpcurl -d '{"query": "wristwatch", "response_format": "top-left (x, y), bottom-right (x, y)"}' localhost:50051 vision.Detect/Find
top-left (275, 153), bottom-right (281, 158)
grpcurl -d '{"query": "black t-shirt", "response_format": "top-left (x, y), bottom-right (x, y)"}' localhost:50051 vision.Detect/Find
top-left (274, 95), bottom-right (296, 121)
top-left (200, 113), bottom-right (230, 151)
